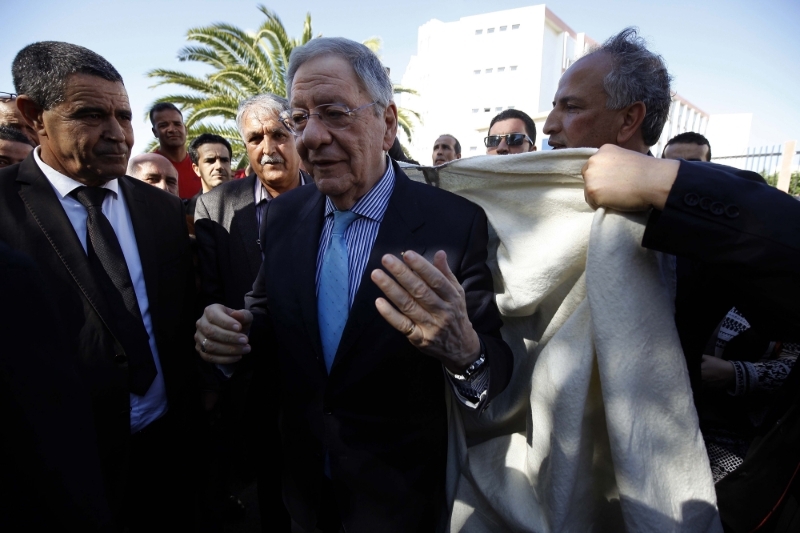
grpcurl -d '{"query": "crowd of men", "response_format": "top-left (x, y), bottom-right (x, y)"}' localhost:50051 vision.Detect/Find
top-left (1, 26), bottom-right (799, 533)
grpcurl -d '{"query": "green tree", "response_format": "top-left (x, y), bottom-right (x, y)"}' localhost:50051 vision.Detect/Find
top-left (145, 5), bottom-right (316, 165)
top-left (147, 7), bottom-right (421, 165)
top-left (762, 170), bottom-right (800, 196)
top-left (362, 37), bottom-right (422, 157)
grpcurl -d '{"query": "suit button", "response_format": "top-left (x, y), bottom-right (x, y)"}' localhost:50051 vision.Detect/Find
top-left (710, 202), bottom-right (725, 215)
top-left (684, 193), bottom-right (699, 206)
top-left (115, 353), bottom-right (128, 364)
top-left (699, 197), bottom-right (712, 210)
top-left (725, 205), bottom-right (740, 218)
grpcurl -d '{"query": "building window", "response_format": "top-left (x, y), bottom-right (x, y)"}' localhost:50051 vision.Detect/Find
top-left (484, 108), bottom-right (490, 112)
top-left (496, 107), bottom-right (502, 112)
top-left (512, 24), bottom-right (520, 30)
top-left (485, 68), bottom-right (493, 73)
top-left (508, 105), bottom-right (515, 109)
top-left (487, 28), bottom-right (495, 33)
top-left (475, 29), bottom-right (483, 35)
top-left (510, 65), bottom-right (518, 71)
top-left (474, 70), bottom-right (481, 75)
top-left (472, 108), bottom-right (479, 113)
top-left (498, 67), bottom-right (505, 72)
top-left (500, 25), bottom-right (507, 31)
top-left (470, 146), bottom-right (477, 152)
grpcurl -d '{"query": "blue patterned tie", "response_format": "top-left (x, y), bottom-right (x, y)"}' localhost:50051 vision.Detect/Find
top-left (318, 209), bottom-right (360, 373)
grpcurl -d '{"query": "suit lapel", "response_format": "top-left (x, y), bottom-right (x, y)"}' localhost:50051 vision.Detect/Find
top-left (290, 188), bottom-right (327, 365)
top-left (119, 177), bottom-right (161, 320)
top-left (230, 177), bottom-right (262, 281)
top-left (333, 169), bottom-right (426, 370)
top-left (16, 159), bottom-right (117, 333)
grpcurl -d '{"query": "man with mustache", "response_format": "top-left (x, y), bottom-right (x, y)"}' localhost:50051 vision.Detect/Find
top-left (194, 93), bottom-right (309, 530)
top-left (0, 41), bottom-right (200, 531)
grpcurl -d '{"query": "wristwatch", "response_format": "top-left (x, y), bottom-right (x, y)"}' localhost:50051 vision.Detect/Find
top-left (451, 351), bottom-right (486, 381)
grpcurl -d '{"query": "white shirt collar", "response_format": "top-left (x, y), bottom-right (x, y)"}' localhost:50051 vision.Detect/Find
top-left (33, 146), bottom-right (119, 199)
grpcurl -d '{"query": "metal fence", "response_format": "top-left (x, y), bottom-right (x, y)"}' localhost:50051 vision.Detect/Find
top-left (710, 141), bottom-right (799, 192)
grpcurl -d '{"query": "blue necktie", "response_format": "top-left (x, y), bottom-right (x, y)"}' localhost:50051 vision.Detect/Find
top-left (318, 209), bottom-right (360, 373)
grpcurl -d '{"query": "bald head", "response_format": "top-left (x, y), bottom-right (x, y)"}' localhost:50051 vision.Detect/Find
top-left (128, 153), bottom-right (179, 196)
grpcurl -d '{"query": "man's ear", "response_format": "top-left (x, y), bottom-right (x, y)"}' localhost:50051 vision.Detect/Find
top-left (382, 101), bottom-right (398, 152)
top-left (15, 96), bottom-right (45, 138)
top-left (616, 101), bottom-right (647, 146)
top-left (151, 127), bottom-right (158, 138)
top-left (192, 163), bottom-right (202, 178)
top-left (456, 153), bottom-right (462, 160)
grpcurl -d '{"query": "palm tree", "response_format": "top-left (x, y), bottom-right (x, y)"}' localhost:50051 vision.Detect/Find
top-left (145, 5), bottom-right (316, 164)
top-left (147, 8), bottom-right (421, 163)
top-left (363, 37), bottom-right (422, 157)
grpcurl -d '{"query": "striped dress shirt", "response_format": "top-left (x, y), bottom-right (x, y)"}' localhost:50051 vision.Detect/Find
top-left (315, 157), bottom-right (488, 407)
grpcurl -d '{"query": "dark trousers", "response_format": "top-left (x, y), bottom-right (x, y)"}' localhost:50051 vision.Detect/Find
top-left (125, 414), bottom-right (198, 533)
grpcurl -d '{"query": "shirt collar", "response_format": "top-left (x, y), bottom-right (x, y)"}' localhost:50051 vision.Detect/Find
top-left (254, 171), bottom-right (308, 204)
top-left (324, 156), bottom-right (395, 222)
top-left (34, 146), bottom-right (119, 199)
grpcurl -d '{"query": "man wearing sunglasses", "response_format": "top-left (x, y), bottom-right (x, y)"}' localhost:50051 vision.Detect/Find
top-left (0, 92), bottom-right (38, 146)
top-left (195, 37), bottom-right (513, 533)
top-left (485, 109), bottom-right (537, 155)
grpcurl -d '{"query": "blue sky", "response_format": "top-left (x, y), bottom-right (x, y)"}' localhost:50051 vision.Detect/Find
top-left (2, 0), bottom-right (798, 155)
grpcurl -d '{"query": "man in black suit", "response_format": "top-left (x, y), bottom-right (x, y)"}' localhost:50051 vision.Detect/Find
top-left (194, 94), bottom-right (308, 311)
top-left (196, 37), bottom-right (513, 532)
top-left (0, 241), bottom-right (111, 531)
top-left (583, 145), bottom-right (800, 532)
top-left (0, 41), bottom-right (199, 531)
top-left (194, 94), bottom-right (308, 530)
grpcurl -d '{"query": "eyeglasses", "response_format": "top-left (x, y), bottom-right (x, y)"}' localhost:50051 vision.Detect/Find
top-left (281, 102), bottom-right (378, 135)
top-left (0, 92), bottom-right (16, 103)
top-left (484, 133), bottom-right (533, 149)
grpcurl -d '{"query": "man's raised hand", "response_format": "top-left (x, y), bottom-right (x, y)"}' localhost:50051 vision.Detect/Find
top-left (371, 250), bottom-right (481, 374)
top-left (195, 304), bottom-right (253, 365)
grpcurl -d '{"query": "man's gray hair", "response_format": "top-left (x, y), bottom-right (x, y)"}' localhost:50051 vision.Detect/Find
top-left (12, 41), bottom-right (123, 110)
top-left (286, 37), bottom-right (393, 114)
top-left (588, 27), bottom-right (672, 147)
top-left (236, 94), bottom-right (290, 136)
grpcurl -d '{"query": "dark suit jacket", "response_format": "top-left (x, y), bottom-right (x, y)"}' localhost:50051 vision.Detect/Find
top-left (0, 241), bottom-right (112, 531)
top-left (641, 160), bottom-right (800, 532)
top-left (244, 163), bottom-right (513, 532)
top-left (194, 175), bottom-right (263, 311)
top-left (0, 155), bottom-right (199, 523)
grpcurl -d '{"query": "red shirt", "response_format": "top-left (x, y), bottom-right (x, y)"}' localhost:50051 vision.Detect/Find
top-left (155, 149), bottom-right (200, 199)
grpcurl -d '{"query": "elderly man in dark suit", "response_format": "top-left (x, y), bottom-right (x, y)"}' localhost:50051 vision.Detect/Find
top-left (196, 37), bottom-right (513, 532)
top-left (194, 93), bottom-right (309, 530)
top-left (0, 41), bottom-right (199, 531)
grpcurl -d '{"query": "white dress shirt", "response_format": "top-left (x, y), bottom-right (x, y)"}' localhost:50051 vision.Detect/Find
top-left (34, 148), bottom-right (168, 433)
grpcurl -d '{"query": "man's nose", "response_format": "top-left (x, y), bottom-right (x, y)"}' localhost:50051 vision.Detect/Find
top-left (496, 137), bottom-right (509, 155)
top-left (299, 115), bottom-right (330, 151)
top-left (543, 112), bottom-right (559, 135)
top-left (154, 180), bottom-right (168, 191)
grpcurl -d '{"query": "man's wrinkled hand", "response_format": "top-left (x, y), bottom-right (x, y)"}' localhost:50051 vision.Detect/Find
top-left (582, 144), bottom-right (679, 211)
top-left (700, 354), bottom-right (735, 389)
top-left (371, 250), bottom-right (481, 374)
top-left (195, 304), bottom-right (253, 365)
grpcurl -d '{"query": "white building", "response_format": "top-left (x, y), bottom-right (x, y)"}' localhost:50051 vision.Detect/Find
top-left (399, 5), bottom-right (749, 162)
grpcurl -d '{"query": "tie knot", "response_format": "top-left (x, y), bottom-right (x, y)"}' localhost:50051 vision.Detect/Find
top-left (71, 186), bottom-right (109, 209)
top-left (331, 210), bottom-right (359, 235)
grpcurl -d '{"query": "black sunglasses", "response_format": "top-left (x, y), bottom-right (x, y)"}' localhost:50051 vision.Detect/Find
top-left (484, 133), bottom-right (533, 149)
top-left (0, 92), bottom-right (16, 103)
